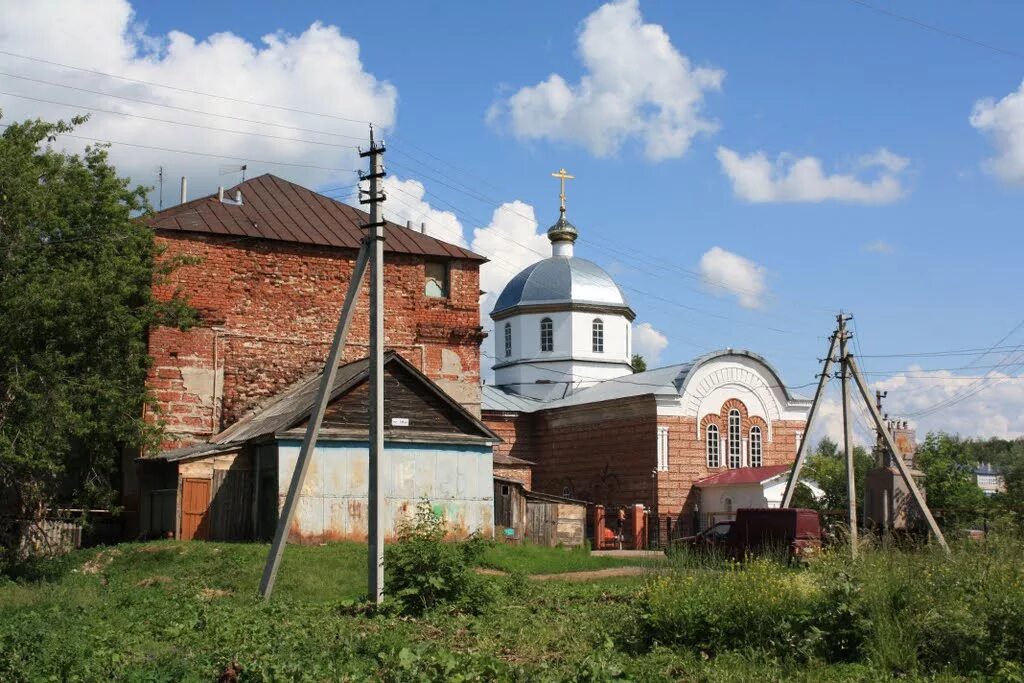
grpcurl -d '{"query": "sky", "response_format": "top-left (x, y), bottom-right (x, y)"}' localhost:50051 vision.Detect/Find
top-left (2, 0), bottom-right (1023, 444)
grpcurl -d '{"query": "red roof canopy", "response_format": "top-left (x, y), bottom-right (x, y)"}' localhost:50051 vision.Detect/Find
top-left (145, 173), bottom-right (485, 262)
top-left (694, 464), bottom-right (791, 487)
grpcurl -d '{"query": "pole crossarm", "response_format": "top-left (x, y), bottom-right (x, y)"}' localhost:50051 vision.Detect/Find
top-left (847, 356), bottom-right (950, 553)
top-left (259, 239), bottom-right (372, 599)
top-left (781, 332), bottom-right (839, 508)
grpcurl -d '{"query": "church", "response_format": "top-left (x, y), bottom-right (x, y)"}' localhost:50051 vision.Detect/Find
top-left (482, 172), bottom-right (812, 538)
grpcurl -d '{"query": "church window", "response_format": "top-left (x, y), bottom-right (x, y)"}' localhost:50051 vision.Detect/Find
top-left (540, 318), bottom-right (553, 352)
top-left (750, 426), bottom-right (763, 467)
top-left (657, 426), bottom-right (669, 471)
top-left (504, 322), bottom-right (512, 357)
top-left (592, 318), bottom-right (604, 353)
top-left (424, 261), bottom-right (449, 298)
top-left (724, 497), bottom-right (734, 515)
top-left (706, 424), bottom-right (720, 468)
top-left (728, 409), bottom-right (742, 469)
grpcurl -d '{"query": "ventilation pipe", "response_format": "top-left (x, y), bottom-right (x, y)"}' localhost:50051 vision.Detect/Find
top-left (180, 177), bottom-right (187, 204)
top-left (420, 222), bottom-right (426, 234)
top-left (235, 190), bottom-right (243, 205)
top-left (407, 220), bottom-right (414, 230)
top-left (217, 186), bottom-right (224, 202)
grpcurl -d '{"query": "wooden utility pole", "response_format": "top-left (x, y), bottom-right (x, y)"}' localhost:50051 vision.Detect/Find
top-left (259, 128), bottom-right (386, 600)
top-left (783, 313), bottom-right (949, 555)
top-left (838, 314), bottom-right (857, 557)
top-left (361, 129), bottom-right (386, 604)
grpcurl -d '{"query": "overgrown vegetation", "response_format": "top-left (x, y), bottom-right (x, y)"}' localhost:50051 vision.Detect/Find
top-left (1, 533), bottom-right (1022, 680)
top-left (0, 115), bottom-right (195, 566)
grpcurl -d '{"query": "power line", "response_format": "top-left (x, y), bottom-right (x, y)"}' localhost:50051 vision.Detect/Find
top-left (0, 48), bottom-right (377, 125)
top-left (0, 122), bottom-right (359, 173)
top-left (843, 0), bottom-right (1024, 62)
top-left (858, 344), bottom-right (1024, 359)
top-left (0, 90), bottom-right (359, 149)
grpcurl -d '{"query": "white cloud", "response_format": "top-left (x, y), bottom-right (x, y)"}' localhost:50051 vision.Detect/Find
top-left (864, 240), bottom-right (894, 254)
top-left (487, 0), bottom-right (724, 161)
top-left (970, 80), bottom-right (1024, 186)
top-left (0, 0), bottom-right (396, 201)
top-left (470, 201), bottom-right (550, 318)
top-left (716, 146), bottom-right (908, 203)
top-left (697, 246), bottom-right (767, 309)
top-left (633, 322), bottom-right (668, 366)
top-left (382, 176), bottom-right (466, 247)
top-left (874, 367), bottom-right (1024, 439)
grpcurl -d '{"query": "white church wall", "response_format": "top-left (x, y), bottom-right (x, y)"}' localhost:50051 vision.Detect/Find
top-left (568, 311), bottom-right (630, 364)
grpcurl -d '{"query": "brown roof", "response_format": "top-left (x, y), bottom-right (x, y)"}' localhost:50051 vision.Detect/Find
top-left (493, 453), bottom-right (535, 467)
top-left (145, 173), bottom-right (485, 262)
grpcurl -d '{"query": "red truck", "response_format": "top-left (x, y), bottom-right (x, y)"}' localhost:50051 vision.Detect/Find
top-left (680, 508), bottom-right (822, 560)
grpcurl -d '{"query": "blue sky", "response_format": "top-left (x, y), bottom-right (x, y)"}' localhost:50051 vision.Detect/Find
top-left (2, 0), bottom-right (1023, 440)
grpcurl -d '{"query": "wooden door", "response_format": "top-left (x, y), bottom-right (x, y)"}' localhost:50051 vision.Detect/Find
top-left (180, 478), bottom-right (211, 540)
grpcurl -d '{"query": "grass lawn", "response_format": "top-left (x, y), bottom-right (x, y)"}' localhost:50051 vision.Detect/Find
top-left (1, 536), bottom-right (1021, 681)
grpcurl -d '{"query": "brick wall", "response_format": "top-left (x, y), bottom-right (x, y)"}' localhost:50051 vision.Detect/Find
top-left (484, 412), bottom-right (536, 464)
top-left (525, 396), bottom-right (659, 509)
top-left (148, 232), bottom-right (484, 446)
top-left (493, 465), bottom-right (532, 489)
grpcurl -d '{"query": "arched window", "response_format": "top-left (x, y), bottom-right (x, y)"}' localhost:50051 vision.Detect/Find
top-left (706, 424), bottom-right (720, 468)
top-left (504, 322), bottom-right (512, 358)
top-left (749, 426), bottom-right (763, 467)
top-left (728, 409), bottom-right (742, 469)
top-left (540, 318), bottom-right (553, 352)
top-left (723, 496), bottom-right (734, 515)
top-left (592, 318), bottom-right (604, 353)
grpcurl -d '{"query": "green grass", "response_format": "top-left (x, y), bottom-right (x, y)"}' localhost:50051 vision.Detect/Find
top-left (1, 536), bottom-right (1021, 681)
top-left (477, 541), bottom-right (658, 574)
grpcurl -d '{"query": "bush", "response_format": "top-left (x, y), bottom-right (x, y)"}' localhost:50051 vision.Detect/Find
top-left (384, 502), bottom-right (493, 615)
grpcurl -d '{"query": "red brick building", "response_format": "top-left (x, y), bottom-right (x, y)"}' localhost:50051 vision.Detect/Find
top-left (143, 174), bottom-right (487, 449)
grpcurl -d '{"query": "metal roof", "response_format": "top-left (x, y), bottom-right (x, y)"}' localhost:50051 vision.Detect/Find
top-left (493, 453), bottom-right (536, 466)
top-left (212, 352), bottom-right (499, 445)
top-left (145, 174), bottom-right (485, 262)
top-left (481, 385), bottom-right (548, 413)
top-left (490, 256), bottom-right (631, 317)
top-left (693, 465), bottom-right (792, 487)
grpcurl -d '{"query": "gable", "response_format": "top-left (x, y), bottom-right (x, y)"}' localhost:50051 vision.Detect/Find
top-left (300, 361), bottom-right (485, 438)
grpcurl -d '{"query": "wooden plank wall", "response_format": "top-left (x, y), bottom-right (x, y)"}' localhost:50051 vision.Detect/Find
top-left (210, 469), bottom-right (253, 540)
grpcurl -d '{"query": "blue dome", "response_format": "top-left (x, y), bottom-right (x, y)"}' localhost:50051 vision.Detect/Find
top-left (491, 256), bottom-right (631, 317)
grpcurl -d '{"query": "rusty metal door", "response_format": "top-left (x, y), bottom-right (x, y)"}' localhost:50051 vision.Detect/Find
top-left (180, 478), bottom-right (210, 540)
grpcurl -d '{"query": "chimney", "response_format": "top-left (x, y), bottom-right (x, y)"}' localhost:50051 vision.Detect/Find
top-left (217, 186), bottom-right (224, 202)
top-left (420, 222), bottom-right (426, 234)
top-left (235, 190), bottom-right (243, 205)
top-left (180, 177), bottom-right (187, 204)
top-left (407, 220), bottom-right (414, 230)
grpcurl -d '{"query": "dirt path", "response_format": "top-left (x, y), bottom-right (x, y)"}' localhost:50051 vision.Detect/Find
top-left (476, 566), bottom-right (651, 581)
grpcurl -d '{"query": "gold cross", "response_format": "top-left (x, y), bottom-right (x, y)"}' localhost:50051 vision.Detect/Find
top-left (550, 168), bottom-right (575, 212)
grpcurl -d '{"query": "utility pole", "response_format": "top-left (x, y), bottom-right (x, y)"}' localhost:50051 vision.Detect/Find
top-left (158, 166), bottom-right (164, 210)
top-left (360, 128), bottom-right (386, 604)
top-left (874, 390), bottom-right (888, 466)
top-left (258, 128), bottom-right (383, 600)
top-left (837, 313), bottom-right (857, 558)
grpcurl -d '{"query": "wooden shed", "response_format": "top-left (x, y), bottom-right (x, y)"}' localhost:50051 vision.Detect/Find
top-left (138, 352), bottom-right (500, 543)
top-left (493, 477), bottom-right (587, 547)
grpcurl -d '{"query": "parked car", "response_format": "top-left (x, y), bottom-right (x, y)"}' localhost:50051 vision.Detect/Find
top-left (678, 508), bottom-right (822, 560)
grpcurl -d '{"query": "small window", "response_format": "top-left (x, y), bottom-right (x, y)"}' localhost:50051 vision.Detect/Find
top-left (562, 486), bottom-right (571, 497)
top-left (723, 497), bottom-right (733, 514)
top-left (657, 426), bottom-right (670, 472)
top-left (592, 318), bottom-right (604, 353)
top-left (504, 322), bottom-right (512, 358)
top-left (728, 409), bottom-right (742, 469)
top-left (501, 484), bottom-right (510, 497)
top-left (750, 426), bottom-right (763, 468)
top-left (706, 424), bottom-right (720, 468)
top-left (540, 318), bottom-right (553, 352)
top-left (424, 262), bottom-right (448, 298)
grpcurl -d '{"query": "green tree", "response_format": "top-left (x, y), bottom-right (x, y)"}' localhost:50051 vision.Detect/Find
top-left (631, 354), bottom-right (646, 373)
top-left (0, 115), bottom-right (194, 560)
top-left (800, 437), bottom-right (874, 517)
top-left (914, 433), bottom-right (985, 521)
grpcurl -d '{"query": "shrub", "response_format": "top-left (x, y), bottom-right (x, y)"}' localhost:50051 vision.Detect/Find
top-left (384, 502), bottom-right (493, 615)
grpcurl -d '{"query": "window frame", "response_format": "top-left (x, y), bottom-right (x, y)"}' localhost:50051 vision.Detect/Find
top-left (504, 322), bottom-right (512, 358)
top-left (592, 318), bottom-right (604, 353)
top-left (424, 261), bottom-right (449, 298)
top-left (706, 424), bottom-right (720, 468)
top-left (657, 426), bottom-right (670, 472)
top-left (727, 409), bottom-right (742, 469)
top-left (540, 317), bottom-right (554, 352)
top-left (749, 425), bottom-right (763, 468)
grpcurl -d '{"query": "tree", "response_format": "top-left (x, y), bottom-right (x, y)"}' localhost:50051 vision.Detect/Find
top-left (913, 433), bottom-right (985, 522)
top-left (800, 437), bottom-right (873, 517)
top-left (631, 354), bottom-right (646, 373)
top-left (0, 115), bottom-right (194, 561)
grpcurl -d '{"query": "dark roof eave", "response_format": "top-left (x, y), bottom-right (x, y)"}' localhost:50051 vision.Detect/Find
top-left (491, 301), bottom-right (636, 322)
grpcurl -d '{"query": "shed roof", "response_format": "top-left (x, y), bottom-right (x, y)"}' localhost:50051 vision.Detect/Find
top-left (145, 173), bottom-right (485, 262)
top-left (693, 465), bottom-right (792, 488)
top-left (493, 453), bottom-right (535, 467)
top-left (212, 351), bottom-right (499, 446)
